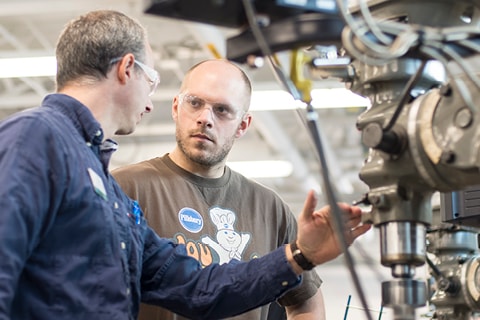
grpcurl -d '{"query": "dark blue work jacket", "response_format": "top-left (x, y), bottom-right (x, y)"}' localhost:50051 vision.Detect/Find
top-left (0, 94), bottom-right (299, 320)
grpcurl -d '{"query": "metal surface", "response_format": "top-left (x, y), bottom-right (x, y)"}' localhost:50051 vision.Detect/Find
top-left (308, 0), bottom-right (480, 318)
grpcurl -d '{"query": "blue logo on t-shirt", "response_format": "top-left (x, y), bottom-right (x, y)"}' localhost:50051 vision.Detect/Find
top-left (178, 207), bottom-right (203, 233)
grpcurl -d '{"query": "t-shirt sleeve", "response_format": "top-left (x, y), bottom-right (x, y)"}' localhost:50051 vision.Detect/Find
top-left (277, 269), bottom-right (323, 306)
top-left (275, 201), bottom-right (323, 306)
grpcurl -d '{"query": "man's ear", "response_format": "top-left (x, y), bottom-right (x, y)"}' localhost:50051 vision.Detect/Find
top-left (115, 54), bottom-right (135, 84)
top-left (235, 112), bottom-right (252, 138)
top-left (172, 95), bottom-right (180, 121)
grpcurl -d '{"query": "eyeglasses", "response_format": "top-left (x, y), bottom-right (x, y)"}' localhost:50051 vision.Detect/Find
top-left (110, 57), bottom-right (160, 96)
top-left (178, 93), bottom-right (243, 122)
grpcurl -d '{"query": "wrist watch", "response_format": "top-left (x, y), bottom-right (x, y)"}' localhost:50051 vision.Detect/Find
top-left (290, 241), bottom-right (315, 271)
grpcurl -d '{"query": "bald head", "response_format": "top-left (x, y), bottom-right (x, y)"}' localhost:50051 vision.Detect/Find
top-left (180, 59), bottom-right (252, 111)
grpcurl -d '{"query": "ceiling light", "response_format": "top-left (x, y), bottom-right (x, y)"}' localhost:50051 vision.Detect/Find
top-left (0, 56), bottom-right (57, 78)
top-left (311, 88), bottom-right (371, 108)
top-left (0, 56), bottom-right (370, 112)
top-left (250, 88), bottom-right (370, 111)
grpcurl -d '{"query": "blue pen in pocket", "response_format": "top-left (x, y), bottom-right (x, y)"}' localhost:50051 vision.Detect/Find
top-left (130, 200), bottom-right (142, 225)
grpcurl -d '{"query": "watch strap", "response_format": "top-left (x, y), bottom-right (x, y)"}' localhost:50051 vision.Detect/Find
top-left (290, 241), bottom-right (315, 271)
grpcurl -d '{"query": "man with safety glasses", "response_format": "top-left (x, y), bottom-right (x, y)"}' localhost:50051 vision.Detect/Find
top-left (114, 59), bottom-right (327, 320)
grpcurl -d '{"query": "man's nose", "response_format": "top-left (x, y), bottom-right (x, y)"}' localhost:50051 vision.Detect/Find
top-left (196, 105), bottom-right (215, 124)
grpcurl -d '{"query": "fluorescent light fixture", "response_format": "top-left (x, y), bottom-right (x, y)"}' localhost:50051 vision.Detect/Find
top-left (311, 88), bottom-right (371, 108)
top-left (250, 88), bottom-right (371, 111)
top-left (0, 56), bottom-right (57, 78)
top-left (0, 56), bottom-right (369, 112)
top-left (227, 160), bottom-right (293, 178)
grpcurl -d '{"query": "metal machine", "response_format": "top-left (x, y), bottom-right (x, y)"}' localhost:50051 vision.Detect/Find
top-left (309, 1), bottom-right (480, 319)
top-left (426, 192), bottom-right (480, 320)
top-left (144, 0), bottom-right (480, 318)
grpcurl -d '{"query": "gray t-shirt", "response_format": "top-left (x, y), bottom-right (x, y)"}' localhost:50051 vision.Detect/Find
top-left (112, 154), bottom-right (322, 320)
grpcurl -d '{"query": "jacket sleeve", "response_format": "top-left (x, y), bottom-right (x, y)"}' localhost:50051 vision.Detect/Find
top-left (140, 227), bottom-right (301, 320)
top-left (0, 116), bottom-right (65, 318)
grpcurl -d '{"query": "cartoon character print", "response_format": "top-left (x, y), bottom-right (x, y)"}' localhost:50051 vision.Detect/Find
top-left (201, 207), bottom-right (251, 265)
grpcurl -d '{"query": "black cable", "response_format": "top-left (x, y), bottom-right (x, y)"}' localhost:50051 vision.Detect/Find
top-left (240, 0), bottom-right (301, 101)
top-left (240, 1), bottom-right (373, 319)
top-left (303, 104), bottom-right (373, 320)
top-left (425, 254), bottom-right (443, 278)
top-left (383, 60), bottom-right (427, 132)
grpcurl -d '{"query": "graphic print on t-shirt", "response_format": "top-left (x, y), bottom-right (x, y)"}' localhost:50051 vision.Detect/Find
top-left (201, 207), bottom-right (251, 264)
top-left (178, 207), bottom-right (204, 233)
top-left (176, 206), bottom-right (251, 267)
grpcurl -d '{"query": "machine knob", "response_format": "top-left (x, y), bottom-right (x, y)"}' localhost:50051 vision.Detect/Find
top-left (361, 122), bottom-right (405, 155)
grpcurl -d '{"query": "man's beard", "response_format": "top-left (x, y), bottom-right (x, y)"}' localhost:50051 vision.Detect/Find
top-left (176, 131), bottom-right (234, 167)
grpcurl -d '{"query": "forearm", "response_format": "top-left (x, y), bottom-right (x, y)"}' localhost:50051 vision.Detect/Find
top-left (285, 289), bottom-right (326, 320)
